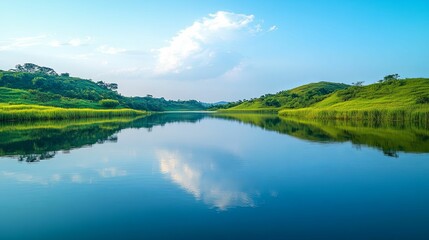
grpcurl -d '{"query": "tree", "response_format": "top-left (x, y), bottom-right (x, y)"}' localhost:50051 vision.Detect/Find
top-left (107, 83), bottom-right (118, 91)
top-left (15, 63), bottom-right (58, 76)
top-left (32, 77), bottom-right (48, 88)
top-left (383, 74), bottom-right (400, 81)
top-left (61, 73), bottom-right (70, 77)
top-left (264, 98), bottom-right (281, 107)
top-left (352, 81), bottom-right (364, 87)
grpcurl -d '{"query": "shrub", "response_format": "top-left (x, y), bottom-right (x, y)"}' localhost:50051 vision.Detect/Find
top-left (416, 96), bottom-right (429, 104)
top-left (99, 99), bottom-right (119, 108)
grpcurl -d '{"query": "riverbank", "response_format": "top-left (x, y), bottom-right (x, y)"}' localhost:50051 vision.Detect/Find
top-left (0, 103), bottom-right (147, 121)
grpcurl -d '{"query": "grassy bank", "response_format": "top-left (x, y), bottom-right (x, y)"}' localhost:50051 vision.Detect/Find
top-left (279, 107), bottom-right (429, 126)
top-left (273, 78), bottom-right (429, 124)
top-left (217, 78), bottom-right (429, 123)
top-left (217, 108), bottom-right (280, 114)
top-left (0, 103), bottom-right (147, 121)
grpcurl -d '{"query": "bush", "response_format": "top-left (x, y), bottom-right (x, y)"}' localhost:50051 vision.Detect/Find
top-left (99, 99), bottom-right (119, 108)
top-left (264, 98), bottom-right (281, 107)
top-left (416, 96), bottom-right (429, 104)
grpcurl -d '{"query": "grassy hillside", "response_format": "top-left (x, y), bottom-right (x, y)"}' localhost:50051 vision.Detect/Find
top-left (217, 82), bottom-right (349, 112)
top-left (0, 65), bottom-right (207, 111)
top-left (279, 78), bottom-right (429, 123)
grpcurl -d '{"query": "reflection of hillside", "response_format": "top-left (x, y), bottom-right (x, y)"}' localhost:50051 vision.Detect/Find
top-left (0, 113), bottom-right (209, 161)
top-left (212, 113), bottom-right (429, 156)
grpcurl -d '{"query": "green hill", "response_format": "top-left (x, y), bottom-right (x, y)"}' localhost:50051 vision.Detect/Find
top-left (0, 64), bottom-right (207, 111)
top-left (217, 76), bottom-right (429, 123)
top-left (279, 78), bottom-right (429, 123)
top-left (217, 81), bottom-right (349, 112)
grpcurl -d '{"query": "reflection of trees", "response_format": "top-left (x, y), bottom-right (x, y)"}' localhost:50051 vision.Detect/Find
top-left (212, 113), bottom-right (429, 156)
top-left (18, 152), bottom-right (56, 162)
top-left (0, 113), bottom-right (209, 161)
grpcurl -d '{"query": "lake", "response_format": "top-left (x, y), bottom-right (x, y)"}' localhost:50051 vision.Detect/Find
top-left (1, 113), bottom-right (429, 240)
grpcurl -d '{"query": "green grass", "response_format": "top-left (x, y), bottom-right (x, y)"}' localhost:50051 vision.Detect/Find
top-left (221, 81), bottom-right (349, 112)
top-left (0, 103), bottom-right (147, 121)
top-left (279, 78), bottom-right (429, 124)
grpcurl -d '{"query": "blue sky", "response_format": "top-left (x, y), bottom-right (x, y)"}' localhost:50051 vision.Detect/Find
top-left (1, 0), bottom-right (428, 102)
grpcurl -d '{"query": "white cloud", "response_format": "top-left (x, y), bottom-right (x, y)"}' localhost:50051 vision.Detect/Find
top-left (0, 35), bottom-right (93, 51)
top-left (50, 36), bottom-right (92, 47)
top-left (97, 45), bottom-right (127, 55)
top-left (0, 35), bottom-right (46, 51)
top-left (154, 11), bottom-right (256, 79)
top-left (268, 25), bottom-right (278, 32)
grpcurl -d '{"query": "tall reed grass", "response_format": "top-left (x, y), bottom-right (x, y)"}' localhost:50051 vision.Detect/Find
top-left (0, 104), bottom-right (146, 121)
top-left (279, 108), bottom-right (429, 128)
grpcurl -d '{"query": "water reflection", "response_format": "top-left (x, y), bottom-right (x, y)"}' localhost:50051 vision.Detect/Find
top-left (212, 113), bottom-right (429, 157)
top-left (157, 148), bottom-right (255, 210)
top-left (0, 113), bottom-right (207, 161)
top-left (1, 112), bottom-right (428, 162)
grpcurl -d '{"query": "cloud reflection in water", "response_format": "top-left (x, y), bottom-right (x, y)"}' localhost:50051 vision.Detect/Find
top-left (157, 148), bottom-right (255, 210)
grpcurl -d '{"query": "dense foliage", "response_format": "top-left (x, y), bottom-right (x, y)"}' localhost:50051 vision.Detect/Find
top-left (0, 64), bottom-right (207, 111)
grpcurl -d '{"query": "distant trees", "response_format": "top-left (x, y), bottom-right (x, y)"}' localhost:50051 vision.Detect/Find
top-left (96, 81), bottom-right (118, 91)
top-left (378, 74), bottom-right (400, 83)
top-left (14, 63), bottom-right (58, 76)
top-left (60, 73), bottom-right (70, 77)
top-left (352, 81), bottom-right (364, 87)
top-left (264, 98), bottom-right (281, 107)
top-left (384, 74), bottom-right (400, 81)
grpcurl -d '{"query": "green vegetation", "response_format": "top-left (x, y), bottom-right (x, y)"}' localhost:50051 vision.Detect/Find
top-left (279, 78), bottom-right (429, 124)
top-left (218, 75), bottom-right (429, 123)
top-left (216, 82), bottom-right (349, 111)
top-left (99, 99), bottom-right (119, 108)
top-left (0, 63), bottom-right (207, 112)
top-left (0, 103), bottom-right (146, 121)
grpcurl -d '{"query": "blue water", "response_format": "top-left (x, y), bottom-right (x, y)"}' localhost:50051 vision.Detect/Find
top-left (1, 113), bottom-right (428, 239)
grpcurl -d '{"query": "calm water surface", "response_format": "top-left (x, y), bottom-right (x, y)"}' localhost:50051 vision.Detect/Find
top-left (1, 113), bottom-right (429, 239)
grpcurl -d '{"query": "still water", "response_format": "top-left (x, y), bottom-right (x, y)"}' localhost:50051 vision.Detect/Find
top-left (1, 113), bottom-right (429, 239)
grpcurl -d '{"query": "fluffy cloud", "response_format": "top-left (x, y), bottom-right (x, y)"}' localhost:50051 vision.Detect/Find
top-left (154, 11), bottom-right (256, 80)
top-left (50, 36), bottom-right (92, 47)
top-left (0, 35), bottom-right (93, 51)
top-left (97, 45), bottom-right (127, 55)
top-left (0, 35), bottom-right (46, 51)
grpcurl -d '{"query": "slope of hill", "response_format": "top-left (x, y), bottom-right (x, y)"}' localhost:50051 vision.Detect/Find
top-left (218, 82), bottom-right (349, 112)
top-left (279, 78), bottom-right (429, 123)
top-left (0, 64), bottom-right (207, 111)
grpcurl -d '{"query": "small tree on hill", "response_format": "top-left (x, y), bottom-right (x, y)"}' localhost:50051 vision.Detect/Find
top-left (384, 74), bottom-right (400, 81)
